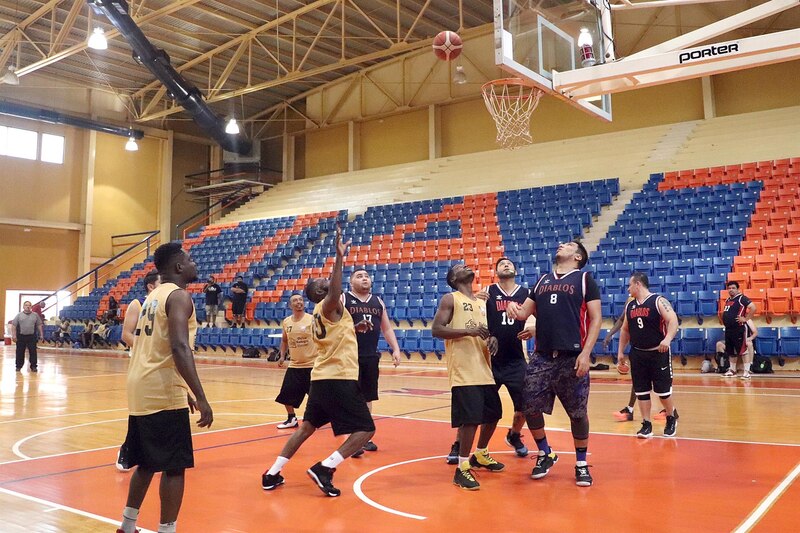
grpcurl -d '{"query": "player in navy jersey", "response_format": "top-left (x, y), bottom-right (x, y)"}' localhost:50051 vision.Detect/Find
top-left (344, 269), bottom-right (401, 454)
top-left (616, 273), bottom-right (680, 438)
top-left (719, 281), bottom-right (756, 377)
top-left (507, 241), bottom-right (601, 487)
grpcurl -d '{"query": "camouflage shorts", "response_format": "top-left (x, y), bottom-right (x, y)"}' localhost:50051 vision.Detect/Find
top-left (523, 352), bottom-right (590, 418)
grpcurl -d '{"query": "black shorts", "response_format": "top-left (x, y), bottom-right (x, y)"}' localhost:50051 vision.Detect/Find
top-left (450, 385), bottom-right (503, 428)
top-left (523, 352), bottom-right (590, 419)
top-left (725, 328), bottom-right (747, 356)
top-left (122, 408), bottom-right (194, 472)
top-left (492, 358), bottom-right (526, 413)
top-left (358, 357), bottom-right (380, 402)
top-left (304, 380), bottom-right (375, 436)
top-left (630, 348), bottom-right (673, 397)
top-left (275, 367), bottom-right (312, 408)
top-left (232, 299), bottom-right (246, 315)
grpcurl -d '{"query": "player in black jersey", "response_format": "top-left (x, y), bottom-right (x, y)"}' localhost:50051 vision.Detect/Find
top-left (344, 269), bottom-right (401, 454)
top-left (485, 258), bottom-right (534, 456)
top-left (617, 273), bottom-right (680, 438)
top-left (507, 241), bottom-right (601, 487)
top-left (719, 281), bottom-right (756, 377)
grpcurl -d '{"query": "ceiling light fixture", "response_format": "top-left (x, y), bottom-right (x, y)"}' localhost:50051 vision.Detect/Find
top-left (125, 136), bottom-right (139, 151)
top-left (225, 118), bottom-right (240, 135)
top-left (1, 66), bottom-right (19, 85)
top-left (453, 65), bottom-right (467, 85)
top-left (88, 27), bottom-right (108, 50)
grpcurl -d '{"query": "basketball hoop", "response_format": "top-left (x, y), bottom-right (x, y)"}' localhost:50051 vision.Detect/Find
top-left (481, 78), bottom-right (543, 150)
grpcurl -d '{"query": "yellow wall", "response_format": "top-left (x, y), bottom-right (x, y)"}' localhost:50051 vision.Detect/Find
top-left (360, 109), bottom-right (428, 169)
top-left (304, 125), bottom-right (348, 178)
top-left (91, 133), bottom-right (163, 258)
top-left (0, 225), bottom-right (79, 318)
top-left (0, 116), bottom-right (86, 223)
top-left (172, 139), bottom-right (210, 240)
top-left (714, 60), bottom-right (800, 117)
top-left (441, 99), bottom-right (497, 157)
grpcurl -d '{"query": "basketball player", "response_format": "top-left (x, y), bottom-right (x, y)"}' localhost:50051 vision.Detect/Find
top-left (432, 263), bottom-right (504, 491)
top-left (604, 300), bottom-right (639, 422)
top-left (344, 269), bottom-right (401, 454)
top-left (482, 257), bottom-right (533, 456)
top-left (275, 293), bottom-right (318, 429)
top-left (117, 243), bottom-right (213, 533)
top-left (719, 281), bottom-right (756, 377)
top-left (117, 269), bottom-right (160, 472)
top-left (715, 319), bottom-right (757, 379)
top-left (616, 273), bottom-right (679, 438)
top-left (261, 227), bottom-right (375, 497)
top-left (506, 241), bottom-right (601, 487)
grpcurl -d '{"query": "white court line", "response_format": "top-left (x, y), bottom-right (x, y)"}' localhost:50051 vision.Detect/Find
top-left (8, 414), bottom-right (284, 462)
top-left (732, 461), bottom-right (800, 533)
top-left (588, 390), bottom-right (800, 399)
top-left (380, 414), bottom-right (800, 448)
top-left (0, 486), bottom-right (156, 533)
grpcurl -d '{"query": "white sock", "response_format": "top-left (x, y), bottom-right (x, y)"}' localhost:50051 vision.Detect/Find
top-left (158, 521), bottom-right (177, 533)
top-left (475, 447), bottom-right (487, 455)
top-left (120, 507), bottom-right (139, 533)
top-left (321, 451), bottom-right (344, 469)
top-left (576, 460), bottom-right (588, 467)
top-left (458, 456), bottom-right (469, 468)
top-left (267, 456), bottom-right (289, 476)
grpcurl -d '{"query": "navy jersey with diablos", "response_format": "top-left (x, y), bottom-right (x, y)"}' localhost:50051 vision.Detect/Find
top-left (344, 291), bottom-right (384, 358)
top-left (625, 294), bottom-right (667, 350)
top-left (486, 283), bottom-right (529, 364)
top-left (529, 270), bottom-right (601, 354)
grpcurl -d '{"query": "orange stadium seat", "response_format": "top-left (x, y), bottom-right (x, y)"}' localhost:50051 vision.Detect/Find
top-left (745, 227), bottom-right (766, 240)
top-left (749, 271), bottom-right (773, 290)
top-left (727, 271), bottom-right (750, 289)
top-left (782, 237), bottom-right (800, 254)
top-left (744, 289), bottom-right (766, 315)
top-left (761, 239), bottom-right (783, 255)
top-left (786, 224), bottom-right (800, 238)
top-left (777, 253), bottom-right (799, 270)
top-left (740, 241), bottom-right (760, 256)
top-left (733, 256), bottom-right (755, 272)
top-left (766, 288), bottom-right (791, 322)
top-left (791, 288), bottom-right (800, 323)
top-left (772, 270), bottom-right (798, 289)
top-left (766, 225), bottom-right (787, 239)
top-left (755, 254), bottom-right (777, 271)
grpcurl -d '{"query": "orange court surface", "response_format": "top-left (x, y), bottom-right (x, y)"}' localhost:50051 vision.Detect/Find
top-left (1, 345), bottom-right (799, 533)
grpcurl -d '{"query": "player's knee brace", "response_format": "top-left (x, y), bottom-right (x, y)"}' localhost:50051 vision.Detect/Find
top-left (569, 416), bottom-right (589, 441)
top-left (636, 392), bottom-right (651, 402)
top-left (525, 412), bottom-right (545, 430)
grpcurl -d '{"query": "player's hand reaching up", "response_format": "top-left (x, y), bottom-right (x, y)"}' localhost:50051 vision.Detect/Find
top-left (475, 287), bottom-right (489, 302)
top-left (335, 225), bottom-right (351, 258)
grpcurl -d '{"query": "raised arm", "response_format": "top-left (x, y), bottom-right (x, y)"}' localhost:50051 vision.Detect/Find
top-left (166, 289), bottom-right (213, 428)
top-left (321, 226), bottom-right (351, 321)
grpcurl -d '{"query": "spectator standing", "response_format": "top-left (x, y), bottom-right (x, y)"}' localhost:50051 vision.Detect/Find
top-left (31, 300), bottom-right (46, 322)
top-left (108, 296), bottom-right (120, 324)
top-left (12, 301), bottom-right (44, 372)
top-left (231, 276), bottom-right (249, 328)
top-left (202, 276), bottom-right (222, 328)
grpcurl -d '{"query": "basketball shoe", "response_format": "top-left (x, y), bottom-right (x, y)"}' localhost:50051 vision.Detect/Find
top-left (307, 462), bottom-right (340, 497)
top-left (663, 414), bottom-right (678, 437)
top-left (261, 472), bottom-right (285, 490)
top-left (446, 441), bottom-right (459, 465)
top-left (575, 465), bottom-right (593, 487)
top-left (277, 416), bottom-right (298, 429)
top-left (363, 441), bottom-right (378, 452)
top-left (531, 451), bottom-right (558, 479)
top-left (469, 450), bottom-right (505, 472)
top-left (453, 464), bottom-right (480, 490)
top-left (613, 406), bottom-right (634, 422)
top-left (637, 420), bottom-right (653, 438)
top-left (505, 429), bottom-right (529, 457)
top-left (115, 446), bottom-right (131, 472)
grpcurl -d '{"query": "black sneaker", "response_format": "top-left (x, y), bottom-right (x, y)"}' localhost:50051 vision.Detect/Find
top-left (575, 465), bottom-right (593, 487)
top-left (363, 441), bottom-right (378, 452)
top-left (469, 451), bottom-right (505, 472)
top-left (664, 415), bottom-right (678, 437)
top-left (307, 462), bottom-right (340, 497)
top-left (637, 420), bottom-right (653, 439)
top-left (261, 472), bottom-right (285, 490)
top-left (115, 446), bottom-right (131, 472)
top-left (613, 406), bottom-right (634, 422)
top-left (505, 429), bottom-right (529, 457)
top-left (30, 367), bottom-right (38, 373)
top-left (531, 452), bottom-right (558, 479)
top-left (453, 466), bottom-right (480, 490)
top-left (351, 448), bottom-right (364, 458)
top-left (277, 416), bottom-right (298, 429)
top-left (446, 441), bottom-right (459, 465)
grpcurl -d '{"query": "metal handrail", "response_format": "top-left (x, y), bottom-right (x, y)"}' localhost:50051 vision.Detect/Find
top-left (181, 190), bottom-right (253, 240)
top-left (173, 191), bottom-right (250, 240)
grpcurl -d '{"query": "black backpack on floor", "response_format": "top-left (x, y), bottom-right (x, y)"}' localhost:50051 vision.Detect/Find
top-left (751, 354), bottom-right (773, 374)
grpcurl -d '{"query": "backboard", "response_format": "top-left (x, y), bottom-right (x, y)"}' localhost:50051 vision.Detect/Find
top-left (493, 0), bottom-right (612, 121)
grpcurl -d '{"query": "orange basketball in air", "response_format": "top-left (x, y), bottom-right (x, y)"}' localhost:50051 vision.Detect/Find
top-left (432, 31), bottom-right (463, 61)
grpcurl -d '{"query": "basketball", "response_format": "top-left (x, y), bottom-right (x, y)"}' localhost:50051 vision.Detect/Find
top-left (432, 31), bottom-right (462, 61)
top-left (617, 361), bottom-right (630, 375)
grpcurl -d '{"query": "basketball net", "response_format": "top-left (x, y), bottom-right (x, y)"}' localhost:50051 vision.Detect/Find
top-left (481, 79), bottom-right (543, 150)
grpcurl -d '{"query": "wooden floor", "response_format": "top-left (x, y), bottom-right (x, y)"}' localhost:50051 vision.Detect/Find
top-left (1, 345), bottom-right (799, 533)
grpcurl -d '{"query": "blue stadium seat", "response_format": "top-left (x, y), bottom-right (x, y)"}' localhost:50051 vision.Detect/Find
top-left (778, 328), bottom-right (800, 357)
top-left (664, 275), bottom-right (685, 293)
top-left (698, 291), bottom-right (719, 317)
top-left (681, 328), bottom-right (705, 355)
top-left (686, 274), bottom-right (705, 293)
top-left (755, 328), bottom-right (778, 355)
top-left (675, 292), bottom-right (697, 317)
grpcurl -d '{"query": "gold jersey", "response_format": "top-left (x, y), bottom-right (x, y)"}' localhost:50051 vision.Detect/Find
top-left (127, 283), bottom-right (197, 415)
top-left (445, 291), bottom-right (494, 388)
top-left (310, 301), bottom-right (359, 381)
top-left (282, 313), bottom-right (317, 368)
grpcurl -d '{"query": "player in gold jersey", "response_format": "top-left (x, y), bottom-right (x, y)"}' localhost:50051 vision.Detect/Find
top-left (432, 263), bottom-right (504, 490)
top-left (261, 227), bottom-right (375, 497)
top-left (274, 293), bottom-right (318, 429)
top-left (117, 243), bottom-right (213, 533)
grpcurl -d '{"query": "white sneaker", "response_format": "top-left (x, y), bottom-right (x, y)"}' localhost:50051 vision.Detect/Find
top-left (723, 369), bottom-right (736, 377)
top-left (277, 417), bottom-right (298, 429)
top-left (741, 371), bottom-right (751, 380)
